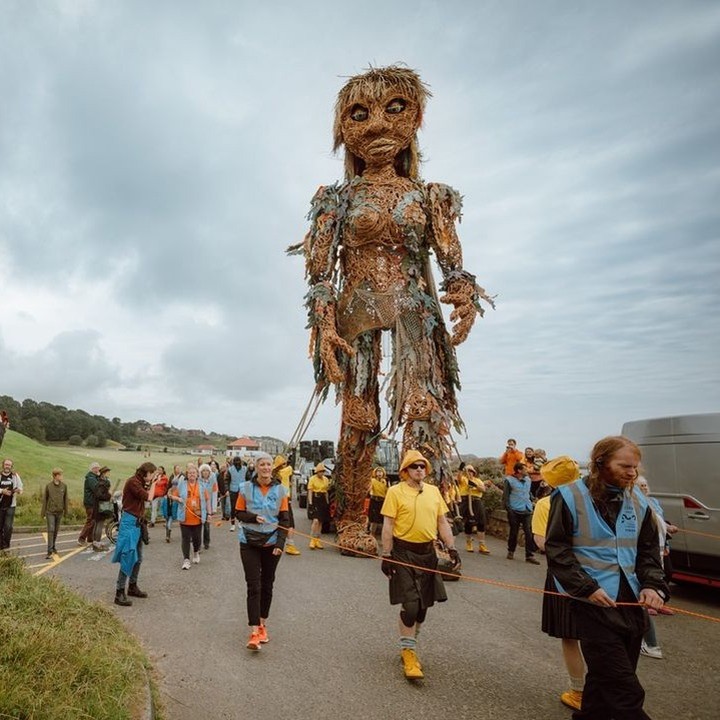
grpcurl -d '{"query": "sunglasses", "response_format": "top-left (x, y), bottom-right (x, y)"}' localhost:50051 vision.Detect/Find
top-left (407, 463), bottom-right (426, 470)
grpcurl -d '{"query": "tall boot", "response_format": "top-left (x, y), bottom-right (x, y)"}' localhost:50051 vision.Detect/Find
top-left (128, 583), bottom-right (148, 598)
top-left (114, 590), bottom-right (132, 607)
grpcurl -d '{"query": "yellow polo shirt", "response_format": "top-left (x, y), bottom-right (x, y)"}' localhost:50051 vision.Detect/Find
top-left (381, 482), bottom-right (448, 543)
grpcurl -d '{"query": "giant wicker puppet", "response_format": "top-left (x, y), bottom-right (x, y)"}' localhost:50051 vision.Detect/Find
top-left (289, 66), bottom-right (492, 555)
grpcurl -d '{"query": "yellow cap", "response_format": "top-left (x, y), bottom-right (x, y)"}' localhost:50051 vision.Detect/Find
top-left (314, 463), bottom-right (326, 474)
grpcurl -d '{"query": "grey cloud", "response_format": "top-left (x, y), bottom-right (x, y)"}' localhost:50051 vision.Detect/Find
top-left (0, 330), bottom-right (121, 408)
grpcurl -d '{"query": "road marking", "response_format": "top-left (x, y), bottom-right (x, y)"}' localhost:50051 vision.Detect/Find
top-left (34, 544), bottom-right (88, 577)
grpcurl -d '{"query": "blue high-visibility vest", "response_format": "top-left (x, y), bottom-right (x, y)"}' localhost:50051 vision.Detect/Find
top-left (555, 479), bottom-right (648, 600)
top-left (238, 481), bottom-right (287, 546)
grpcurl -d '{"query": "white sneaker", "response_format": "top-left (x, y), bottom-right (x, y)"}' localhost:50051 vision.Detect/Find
top-left (192, 552), bottom-right (200, 564)
top-left (181, 558), bottom-right (191, 570)
top-left (640, 641), bottom-right (663, 659)
top-left (230, 523), bottom-right (235, 532)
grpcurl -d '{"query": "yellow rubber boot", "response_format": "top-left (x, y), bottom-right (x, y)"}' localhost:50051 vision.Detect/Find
top-left (309, 538), bottom-right (317, 549)
top-left (465, 537), bottom-right (474, 552)
top-left (401, 649), bottom-right (424, 679)
top-left (560, 690), bottom-right (583, 710)
top-left (315, 538), bottom-right (324, 549)
top-left (285, 545), bottom-right (301, 556)
top-left (477, 542), bottom-right (490, 554)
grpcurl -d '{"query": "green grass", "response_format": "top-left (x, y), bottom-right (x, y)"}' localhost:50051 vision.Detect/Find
top-left (0, 554), bottom-right (162, 720)
top-left (1, 430), bottom-right (196, 525)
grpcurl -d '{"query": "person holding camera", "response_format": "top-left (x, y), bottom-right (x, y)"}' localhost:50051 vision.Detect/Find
top-left (499, 438), bottom-right (525, 476)
top-left (380, 450), bottom-right (459, 680)
top-left (111, 462), bottom-right (158, 607)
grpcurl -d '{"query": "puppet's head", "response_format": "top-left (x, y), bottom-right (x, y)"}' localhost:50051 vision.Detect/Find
top-left (334, 65), bottom-right (431, 180)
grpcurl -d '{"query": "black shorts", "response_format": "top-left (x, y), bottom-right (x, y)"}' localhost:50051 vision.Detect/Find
top-left (308, 494), bottom-right (329, 522)
top-left (389, 538), bottom-right (447, 608)
top-left (461, 496), bottom-right (486, 534)
top-left (368, 497), bottom-right (384, 524)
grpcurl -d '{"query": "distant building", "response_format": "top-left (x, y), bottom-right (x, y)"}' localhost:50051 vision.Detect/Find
top-left (226, 437), bottom-right (260, 458)
top-left (191, 444), bottom-right (218, 456)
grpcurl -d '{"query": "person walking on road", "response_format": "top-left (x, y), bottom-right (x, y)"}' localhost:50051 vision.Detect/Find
top-left (531, 455), bottom-right (585, 711)
top-left (168, 464), bottom-right (212, 569)
top-left (112, 462), bottom-right (158, 607)
top-left (307, 463), bottom-right (330, 549)
top-left (235, 453), bottom-right (289, 651)
top-left (41, 468), bottom-right (68, 559)
top-left (545, 436), bottom-right (669, 720)
top-left (228, 456), bottom-right (246, 532)
top-left (381, 449), bottom-right (460, 680)
top-left (272, 455), bottom-right (301, 556)
top-left (78, 462), bottom-right (101, 546)
top-left (199, 464), bottom-right (218, 550)
top-left (91, 466), bottom-right (113, 551)
top-left (504, 462), bottom-right (540, 564)
top-left (458, 464), bottom-right (490, 554)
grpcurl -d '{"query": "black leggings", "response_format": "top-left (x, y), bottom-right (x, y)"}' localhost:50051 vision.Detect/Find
top-left (240, 544), bottom-right (281, 626)
top-left (180, 524), bottom-right (201, 559)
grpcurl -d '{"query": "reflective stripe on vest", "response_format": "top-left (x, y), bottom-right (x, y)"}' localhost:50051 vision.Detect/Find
top-left (556, 480), bottom-right (648, 600)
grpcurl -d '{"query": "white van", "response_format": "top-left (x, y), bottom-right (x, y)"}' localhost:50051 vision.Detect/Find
top-left (622, 413), bottom-right (720, 588)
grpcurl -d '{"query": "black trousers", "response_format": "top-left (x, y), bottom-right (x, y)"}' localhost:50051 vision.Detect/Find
top-left (180, 524), bottom-right (201, 559)
top-left (229, 491), bottom-right (239, 522)
top-left (575, 633), bottom-right (652, 720)
top-left (507, 510), bottom-right (535, 555)
top-left (203, 520), bottom-right (211, 548)
top-left (240, 544), bottom-right (281, 626)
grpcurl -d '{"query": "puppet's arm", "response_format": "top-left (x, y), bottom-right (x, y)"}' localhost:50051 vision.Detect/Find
top-left (427, 183), bottom-right (494, 346)
top-left (288, 185), bottom-right (354, 387)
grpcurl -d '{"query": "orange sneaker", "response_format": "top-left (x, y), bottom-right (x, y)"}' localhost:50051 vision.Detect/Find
top-left (246, 631), bottom-right (261, 651)
top-left (257, 625), bottom-right (269, 644)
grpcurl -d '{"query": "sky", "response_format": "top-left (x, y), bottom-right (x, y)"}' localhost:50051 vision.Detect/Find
top-left (1, 0), bottom-right (718, 461)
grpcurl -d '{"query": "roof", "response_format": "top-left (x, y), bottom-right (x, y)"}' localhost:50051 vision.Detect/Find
top-left (227, 437), bottom-right (259, 448)
top-left (195, 444), bottom-right (217, 450)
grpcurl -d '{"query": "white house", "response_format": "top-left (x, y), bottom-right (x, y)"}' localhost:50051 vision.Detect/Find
top-left (226, 437), bottom-right (260, 458)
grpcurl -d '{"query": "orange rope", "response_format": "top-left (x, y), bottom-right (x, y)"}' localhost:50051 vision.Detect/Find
top-left (674, 527), bottom-right (720, 540)
top-left (275, 524), bottom-right (720, 625)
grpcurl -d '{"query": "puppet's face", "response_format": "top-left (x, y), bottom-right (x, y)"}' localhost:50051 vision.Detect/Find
top-left (340, 92), bottom-right (420, 166)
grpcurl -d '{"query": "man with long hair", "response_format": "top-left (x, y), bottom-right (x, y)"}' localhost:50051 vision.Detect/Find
top-left (545, 436), bottom-right (669, 719)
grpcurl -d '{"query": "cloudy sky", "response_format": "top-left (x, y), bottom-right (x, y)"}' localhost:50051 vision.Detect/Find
top-left (1, 0), bottom-right (718, 460)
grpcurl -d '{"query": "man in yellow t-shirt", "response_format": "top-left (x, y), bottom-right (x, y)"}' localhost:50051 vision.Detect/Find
top-left (272, 455), bottom-right (301, 556)
top-left (381, 449), bottom-right (459, 681)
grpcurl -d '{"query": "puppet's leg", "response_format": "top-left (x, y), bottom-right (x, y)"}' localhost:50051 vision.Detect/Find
top-left (335, 330), bottom-right (382, 556)
top-left (393, 314), bottom-right (460, 483)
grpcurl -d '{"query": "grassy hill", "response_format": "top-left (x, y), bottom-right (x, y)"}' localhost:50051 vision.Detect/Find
top-left (1, 430), bottom-right (198, 525)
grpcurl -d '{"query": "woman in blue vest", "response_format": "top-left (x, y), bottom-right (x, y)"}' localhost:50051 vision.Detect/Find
top-left (235, 453), bottom-right (290, 651)
top-left (545, 436), bottom-right (669, 720)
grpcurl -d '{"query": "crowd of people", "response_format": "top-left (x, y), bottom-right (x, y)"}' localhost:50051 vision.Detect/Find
top-left (1, 433), bottom-right (678, 719)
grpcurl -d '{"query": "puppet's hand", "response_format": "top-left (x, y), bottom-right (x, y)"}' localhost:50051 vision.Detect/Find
top-left (315, 300), bottom-right (355, 384)
top-left (440, 278), bottom-right (479, 346)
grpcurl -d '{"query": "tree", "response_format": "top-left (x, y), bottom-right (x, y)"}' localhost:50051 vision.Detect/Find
top-left (21, 416), bottom-right (46, 442)
top-left (68, 435), bottom-right (83, 446)
top-left (85, 434), bottom-right (99, 448)
top-left (95, 430), bottom-right (107, 448)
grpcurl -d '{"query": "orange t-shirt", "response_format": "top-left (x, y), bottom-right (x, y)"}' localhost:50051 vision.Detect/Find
top-left (183, 482), bottom-right (202, 526)
top-left (500, 448), bottom-right (525, 475)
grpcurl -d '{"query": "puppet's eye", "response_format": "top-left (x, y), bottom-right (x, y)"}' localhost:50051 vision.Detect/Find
top-left (350, 105), bottom-right (368, 121)
top-left (386, 98), bottom-right (406, 114)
